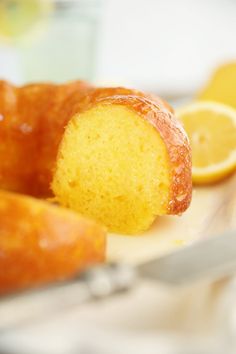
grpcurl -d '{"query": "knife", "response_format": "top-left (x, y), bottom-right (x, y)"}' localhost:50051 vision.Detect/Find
top-left (0, 229), bottom-right (236, 331)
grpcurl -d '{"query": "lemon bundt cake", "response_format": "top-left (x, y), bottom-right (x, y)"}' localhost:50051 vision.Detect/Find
top-left (0, 190), bottom-right (106, 294)
top-left (0, 80), bottom-right (192, 234)
top-left (52, 94), bottom-right (192, 234)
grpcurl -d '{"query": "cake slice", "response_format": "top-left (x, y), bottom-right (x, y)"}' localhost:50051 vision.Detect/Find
top-left (0, 190), bottom-right (106, 294)
top-left (52, 94), bottom-right (192, 234)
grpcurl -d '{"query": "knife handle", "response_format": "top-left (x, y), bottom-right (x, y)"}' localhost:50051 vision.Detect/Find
top-left (0, 263), bottom-right (137, 331)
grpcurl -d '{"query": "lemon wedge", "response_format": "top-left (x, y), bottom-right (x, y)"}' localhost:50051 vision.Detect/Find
top-left (177, 101), bottom-right (236, 184)
top-left (198, 62), bottom-right (236, 110)
top-left (0, 0), bottom-right (52, 42)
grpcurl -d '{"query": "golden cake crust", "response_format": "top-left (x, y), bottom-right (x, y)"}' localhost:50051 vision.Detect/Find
top-left (0, 80), bottom-right (93, 196)
top-left (0, 190), bottom-right (106, 295)
top-left (65, 86), bottom-right (174, 117)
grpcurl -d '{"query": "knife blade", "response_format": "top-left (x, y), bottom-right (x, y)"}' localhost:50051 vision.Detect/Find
top-left (0, 229), bottom-right (236, 331)
top-left (138, 229), bottom-right (236, 284)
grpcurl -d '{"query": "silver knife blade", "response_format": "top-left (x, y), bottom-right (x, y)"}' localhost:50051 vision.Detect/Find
top-left (138, 229), bottom-right (236, 284)
top-left (0, 229), bottom-right (236, 331)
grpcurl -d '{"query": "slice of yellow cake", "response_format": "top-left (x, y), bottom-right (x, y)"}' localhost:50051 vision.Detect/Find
top-left (52, 93), bottom-right (192, 234)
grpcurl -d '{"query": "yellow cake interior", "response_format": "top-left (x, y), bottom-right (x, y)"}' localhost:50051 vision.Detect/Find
top-left (52, 103), bottom-right (171, 234)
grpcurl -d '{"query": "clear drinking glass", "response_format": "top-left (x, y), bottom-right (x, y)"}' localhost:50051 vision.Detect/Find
top-left (19, 0), bottom-right (103, 83)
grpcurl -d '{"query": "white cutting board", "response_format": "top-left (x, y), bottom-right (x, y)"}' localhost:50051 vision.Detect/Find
top-left (108, 174), bottom-right (236, 265)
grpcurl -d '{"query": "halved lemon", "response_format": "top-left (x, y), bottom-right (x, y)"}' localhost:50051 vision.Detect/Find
top-left (177, 101), bottom-right (236, 184)
top-left (198, 62), bottom-right (236, 110)
top-left (0, 0), bottom-right (52, 42)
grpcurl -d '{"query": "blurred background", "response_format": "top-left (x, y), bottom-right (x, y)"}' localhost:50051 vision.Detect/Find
top-left (0, 0), bottom-right (236, 99)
